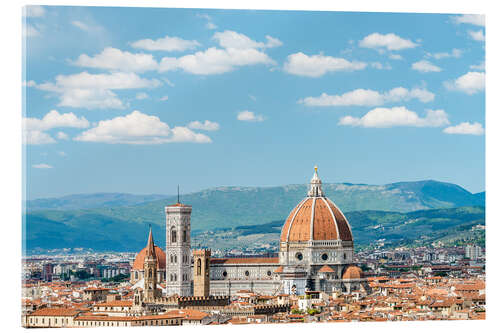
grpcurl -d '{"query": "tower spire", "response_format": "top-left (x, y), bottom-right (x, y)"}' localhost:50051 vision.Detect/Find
top-left (177, 185), bottom-right (180, 204)
top-left (307, 165), bottom-right (324, 197)
top-left (146, 224), bottom-right (156, 258)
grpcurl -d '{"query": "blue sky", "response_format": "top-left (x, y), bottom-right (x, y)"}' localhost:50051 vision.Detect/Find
top-left (22, 6), bottom-right (485, 199)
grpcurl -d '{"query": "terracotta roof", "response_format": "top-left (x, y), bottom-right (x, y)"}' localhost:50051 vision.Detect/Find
top-left (342, 265), bottom-right (363, 280)
top-left (166, 309), bottom-right (209, 321)
top-left (94, 300), bottom-right (133, 308)
top-left (132, 245), bottom-right (166, 270)
top-left (29, 307), bottom-right (81, 317)
top-left (274, 266), bottom-right (284, 273)
top-left (210, 257), bottom-right (279, 265)
top-left (168, 203), bottom-right (191, 207)
top-left (319, 265), bottom-right (335, 273)
top-left (280, 197), bottom-right (353, 242)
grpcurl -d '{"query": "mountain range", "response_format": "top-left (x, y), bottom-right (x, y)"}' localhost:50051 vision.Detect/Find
top-left (23, 180), bottom-right (485, 252)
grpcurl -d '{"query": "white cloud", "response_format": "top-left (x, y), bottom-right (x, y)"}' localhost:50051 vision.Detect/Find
top-left (300, 87), bottom-right (434, 107)
top-left (24, 110), bottom-right (90, 132)
top-left (213, 30), bottom-right (283, 49)
top-left (206, 22), bottom-right (217, 30)
top-left (36, 71), bottom-right (160, 109)
top-left (74, 111), bottom-right (211, 144)
top-left (23, 80), bottom-right (37, 87)
top-left (23, 5), bottom-right (45, 17)
top-left (23, 24), bottom-right (40, 37)
top-left (444, 71), bottom-right (485, 95)
top-left (388, 54), bottom-right (403, 60)
top-left (359, 33), bottom-right (418, 51)
top-left (452, 14), bottom-right (485, 27)
top-left (470, 61), bottom-right (485, 71)
top-left (24, 130), bottom-right (56, 145)
top-left (131, 35), bottom-right (200, 52)
top-left (283, 52), bottom-right (366, 78)
top-left (72, 21), bottom-right (90, 31)
top-left (56, 132), bottom-right (69, 140)
top-left (412, 60), bottom-right (442, 73)
top-left (468, 30), bottom-right (485, 42)
top-left (73, 47), bottom-right (159, 72)
top-left (136, 92), bottom-right (149, 100)
top-left (425, 48), bottom-right (462, 59)
top-left (158, 47), bottom-right (274, 75)
top-left (33, 164), bottom-right (53, 169)
top-left (57, 151), bottom-right (67, 156)
top-left (443, 122), bottom-right (484, 135)
top-left (371, 62), bottom-right (392, 70)
top-left (23, 110), bottom-right (89, 145)
top-left (159, 96), bottom-right (169, 101)
top-left (188, 120), bottom-right (220, 131)
top-left (339, 107), bottom-right (449, 128)
top-left (237, 110), bottom-right (265, 122)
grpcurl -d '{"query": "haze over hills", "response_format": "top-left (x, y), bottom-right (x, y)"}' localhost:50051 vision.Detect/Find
top-left (23, 180), bottom-right (485, 252)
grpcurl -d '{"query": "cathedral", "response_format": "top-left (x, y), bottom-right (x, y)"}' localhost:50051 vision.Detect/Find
top-left (130, 167), bottom-right (369, 300)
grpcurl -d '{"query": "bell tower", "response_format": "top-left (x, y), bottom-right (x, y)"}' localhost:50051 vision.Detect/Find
top-left (193, 249), bottom-right (211, 297)
top-left (143, 226), bottom-right (160, 302)
top-left (165, 194), bottom-right (192, 296)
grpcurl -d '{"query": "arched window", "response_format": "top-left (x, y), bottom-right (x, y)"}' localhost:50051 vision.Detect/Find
top-left (171, 229), bottom-right (177, 243)
top-left (174, 255), bottom-right (177, 263)
top-left (170, 274), bottom-right (173, 281)
top-left (174, 273), bottom-right (177, 281)
top-left (205, 258), bottom-right (209, 276)
top-left (197, 258), bottom-right (202, 276)
top-left (135, 271), bottom-right (138, 279)
top-left (183, 230), bottom-right (187, 242)
top-left (148, 269), bottom-right (152, 278)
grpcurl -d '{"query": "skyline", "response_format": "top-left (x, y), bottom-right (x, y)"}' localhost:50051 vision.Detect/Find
top-left (23, 6), bottom-right (485, 199)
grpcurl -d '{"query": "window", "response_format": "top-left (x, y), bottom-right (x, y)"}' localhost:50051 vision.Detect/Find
top-left (174, 273), bottom-right (177, 281)
top-left (183, 230), bottom-right (187, 242)
top-left (149, 269), bottom-right (152, 278)
top-left (322, 253), bottom-right (328, 261)
top-left (222, 271), bottom-right (227, 278)
top-left (197, 259), bottom-right (202, 276)
top-left (245, 270), bottom-right (250, 277)
top-left (267, 270), bottom-right (272, 276)
top-left (135, 271), bottom-right (138, 279)
top-left (174, 255), bottom-right (177, 263)
top-left (171, 229), bottom-right (177, 243)
top-left (296, 252), bottom-right (303, 261)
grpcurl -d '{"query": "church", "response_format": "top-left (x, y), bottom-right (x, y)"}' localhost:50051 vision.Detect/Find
top-left (130, 167), bottom-right (369, 300)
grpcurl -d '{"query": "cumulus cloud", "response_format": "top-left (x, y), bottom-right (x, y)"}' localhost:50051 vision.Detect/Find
top-left (73, 47), bottom-right (159, 72)
top-left (36, 71), bottom-right (160, 109)
top-left (389, 54), bottom-right (403, 60)
top-left (24, 110), bottom-right (89, 132)
top-left (24, 131), bottom-right (56, 145)
top-left (359, 33), bottom-right (418, 51)
top-left (283, 52), bottom-right (366, 77)
top-left (468, 30), bottom-right (485, 42)
top-left (136, 92), bottom-right (149, 100)
top-left (158, 47), bottom-right (274, 75)
top-left (444, 71), bottom-right (485, 94)
top-left (470, 61), bottom-right (485, 71)
top-left (57, 132), bottom-right (69, 140)
top-left (188, 120), bottom-right (220, 131)
top-left (23, 110), bottom-right (89, 145)
top-left (411, 60), bottom-right (442, 73)
top-left (159, 96), bottom-right (169, 101)
top-left (197, 13), bottom-right (217, 30)
top-left (452, 14), bottom-right (485, 27)
top-left (74, 111), bottom-right (212, 144)
top-left (371, 62), bottom-right (392, 70)
top-left (299, 87), bottom-right (434, 107)
top-left (237, 111), bottom-right (265, 122)
top-left (23, 5), bottom-right (45, 17)
top-left (72, 20), bottom-right (91, 31)
top-left (23, 80), bottom-right (37, 87)
top-left (131, 35), bottom-right (200, 52)
top-left (443, 122), bottom-right (484, 135)
top-left (425, 48), bottom-right (462, 60)
top-left (338, 107), bottom-right (449, 128)
top-left (213, 30), bottom-right (283, 49)
top-left (33, 164), bottom-right (53, 169)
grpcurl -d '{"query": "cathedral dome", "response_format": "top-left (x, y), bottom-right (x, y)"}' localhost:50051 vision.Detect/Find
top-left (342, 265), bottom-right (363, 279)
top-left (280, 166), bottom-right (353, 243)
top-left (132, 245), bottom-right (166, 270)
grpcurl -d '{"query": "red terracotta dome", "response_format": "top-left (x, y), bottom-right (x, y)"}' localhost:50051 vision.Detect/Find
top-left (342, 265), bottom-right (363, 280)
top-left (280, 167), bottom-right (353, 243)
top-left (132, 245), bottom-right (166, 270)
